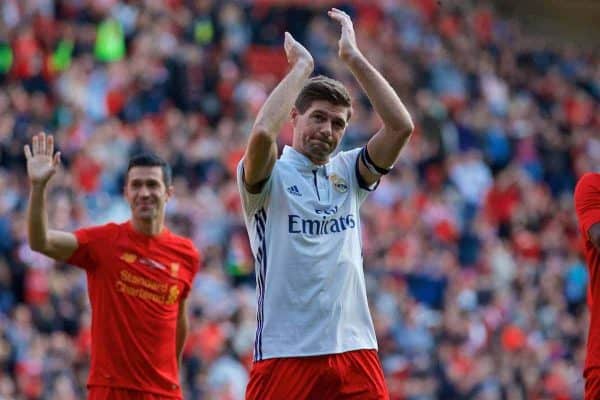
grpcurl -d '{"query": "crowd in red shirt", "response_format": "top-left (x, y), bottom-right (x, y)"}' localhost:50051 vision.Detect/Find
top-left (0, 0), bottom-right (598, 399)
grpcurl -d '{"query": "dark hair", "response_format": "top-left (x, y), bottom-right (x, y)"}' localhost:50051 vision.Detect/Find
top-left (294, 75), bottom-right (352, 120)
top-left (126, 153), bottom-right (172, 187)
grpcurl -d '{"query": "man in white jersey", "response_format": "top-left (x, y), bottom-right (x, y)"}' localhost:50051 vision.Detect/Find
top-left (238, 8), bottom-right (414, 400)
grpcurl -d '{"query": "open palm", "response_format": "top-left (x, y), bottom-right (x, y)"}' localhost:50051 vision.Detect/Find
top-left (24, 132), bottom-right (61, 185)
top-left (328, 8), bottom-right (360, 62)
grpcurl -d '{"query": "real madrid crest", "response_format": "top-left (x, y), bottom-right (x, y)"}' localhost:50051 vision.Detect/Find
top-left (329, 174), bottom-right (349, 193)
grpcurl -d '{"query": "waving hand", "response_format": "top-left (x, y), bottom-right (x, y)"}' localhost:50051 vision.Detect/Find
top-left (24, 132), bottom-right (61, 185)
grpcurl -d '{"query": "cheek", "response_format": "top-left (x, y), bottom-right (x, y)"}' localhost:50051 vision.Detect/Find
top-left (303, 125), bottom-right (320, 139)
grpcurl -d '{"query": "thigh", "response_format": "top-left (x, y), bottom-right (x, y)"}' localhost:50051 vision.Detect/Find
top-left (245, 356), bottom-right (336, 400)
top-left (336, 350), bottom-right (390, 400)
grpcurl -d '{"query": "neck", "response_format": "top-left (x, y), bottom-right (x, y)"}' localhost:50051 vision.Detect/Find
top-left (131, 218), bottom-right (163, 236)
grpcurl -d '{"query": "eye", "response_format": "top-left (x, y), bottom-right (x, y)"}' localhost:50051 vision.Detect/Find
top-left (313, 114), bottom-right (326, 122)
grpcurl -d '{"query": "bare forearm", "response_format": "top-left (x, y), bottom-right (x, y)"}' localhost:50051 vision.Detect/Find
top-left (346, 53), bottom-right (413, 134)
top-left (176, 318), bottom-right (187, 364)
top-left (27, 183), bottom-right (50, 252)
top-left (27, 183), bottom-right (78, 260)
top-left (252, 61), bottom-right (313, 140)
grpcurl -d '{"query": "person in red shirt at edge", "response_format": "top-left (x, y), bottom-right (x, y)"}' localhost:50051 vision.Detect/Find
top-left (575, 172), bottom-right (600, 399)
top-left (24, 132), bottom-right (201, 400)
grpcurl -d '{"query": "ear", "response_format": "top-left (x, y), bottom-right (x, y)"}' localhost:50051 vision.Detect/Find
top-left (165, 185), bottom-right (175, 201)
top-left (291, 107), bottom-right (299, 126)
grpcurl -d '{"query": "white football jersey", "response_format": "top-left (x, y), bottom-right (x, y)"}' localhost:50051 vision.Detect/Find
top-left (237, 146), bottom-right (378, 361)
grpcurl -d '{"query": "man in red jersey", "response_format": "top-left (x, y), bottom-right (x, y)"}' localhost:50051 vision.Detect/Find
top-left (574, 172), bottom-right (600, 399)
top-left (24, 132), bottom-right (200, 400)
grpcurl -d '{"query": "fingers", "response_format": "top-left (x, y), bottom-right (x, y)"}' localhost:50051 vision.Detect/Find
top-left (328, 8), bottom-right (351, 25)
top-left (47, 134), bottom-right (53, 157)
top-left (24, 144), bottom-right (32, 160)
top-left (32, 134), bottom-right (39, 155)
top-left (39, 132), bottom-right (46, 155)
top-left (53, 151), bottom-right (61, 167)
top-left (30, 132), bottom-right (57, 157)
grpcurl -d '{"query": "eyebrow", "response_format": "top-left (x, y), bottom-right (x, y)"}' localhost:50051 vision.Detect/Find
top-left (129, 178), bottom-right (161, 184)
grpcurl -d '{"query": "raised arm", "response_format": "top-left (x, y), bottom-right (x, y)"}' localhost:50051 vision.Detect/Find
top-left (243, 32), bottom-right (314, 193)
top-left (25, 132), bottom-right (78, 261)
top-left (329, 8), bottom-right (414, 186)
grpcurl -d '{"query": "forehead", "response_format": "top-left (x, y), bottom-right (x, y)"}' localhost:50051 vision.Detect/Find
top-left (127, 166), bottom-right (164, 182)
top-left (305, 100), bottom-right (350, 121)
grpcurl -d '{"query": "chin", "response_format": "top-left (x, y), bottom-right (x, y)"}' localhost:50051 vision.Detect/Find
top-left (135, 212), bottom-right (156, 220)
top-left (308, 144), bottom-right (330, 157)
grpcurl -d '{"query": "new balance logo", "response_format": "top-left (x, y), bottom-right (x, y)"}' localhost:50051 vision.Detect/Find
top-left (286, 185), bottom-right (302, 196)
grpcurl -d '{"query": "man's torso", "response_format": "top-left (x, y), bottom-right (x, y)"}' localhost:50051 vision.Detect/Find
top-left (238, 147), bottom-right (378, 361)
top-left (68, 222), bottom-right (198, 397)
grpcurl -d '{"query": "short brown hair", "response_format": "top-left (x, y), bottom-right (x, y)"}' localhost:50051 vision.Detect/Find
top-left (127, 153), bottom-right (172, 187)
top-left (295, 75), bottom-right (352, 120)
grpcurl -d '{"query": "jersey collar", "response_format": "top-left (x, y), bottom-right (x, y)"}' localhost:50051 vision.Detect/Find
top-left (281, 146), bottom-right (328, 173)
top-left (125, 220), bottom-right (170, 242)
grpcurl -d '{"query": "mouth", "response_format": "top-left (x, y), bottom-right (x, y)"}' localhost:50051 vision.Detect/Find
top-left (310, 138), bottom-right (332, 148)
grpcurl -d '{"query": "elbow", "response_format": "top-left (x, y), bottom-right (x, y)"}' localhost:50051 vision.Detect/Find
top-left (402, 120), bottom-right (415, 137)
top-left (251, 123), bottom-right (276, 140)
top-left (389, 120), bottom-right (415, 140)
top-left (29, 241), bottom-right (47, 254)
top-left (248, 128), bottom-right (277, 151)
top-left (249, 128), bottom-right (276, 147)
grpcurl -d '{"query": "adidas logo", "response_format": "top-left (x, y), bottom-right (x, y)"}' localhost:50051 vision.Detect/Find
top-left (286, 185), bottom-right (302, 196)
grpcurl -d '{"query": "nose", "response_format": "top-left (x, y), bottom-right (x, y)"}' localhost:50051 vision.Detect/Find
top-left (320, 123), bottom-right (332, 139)
top-left (138, 184), bottom-right (151, 197)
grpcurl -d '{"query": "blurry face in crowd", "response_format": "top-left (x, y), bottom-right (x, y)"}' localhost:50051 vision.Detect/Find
top-left (291, 100), bottom-right (350, 165)
top-left (124, 167), bottom-right (173, 223)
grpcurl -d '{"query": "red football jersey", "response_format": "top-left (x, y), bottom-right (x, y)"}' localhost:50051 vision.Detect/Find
top-left (574, 173), bottom-right (600, 377)
top-left (67, 221), bottom-right (200, 398)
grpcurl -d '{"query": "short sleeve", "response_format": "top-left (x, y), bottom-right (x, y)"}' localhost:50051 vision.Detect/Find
top-left (181, 245), bottom-right (201, 299)
top-left (66, 224), bottom-right (118, 271)
top-left (236, 159), bottom-right (272, 216)
top-left (574, 173), bottom-right (600, 240)
top-left (332, 148), bottom-right (379, 205)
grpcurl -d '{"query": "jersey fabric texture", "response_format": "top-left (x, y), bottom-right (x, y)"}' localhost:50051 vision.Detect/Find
top-left (237, 146), bottom-right (378, 361)
top-left (585, 372), bottom-right (600, 400)
top-left (67, 221), bottom-right (200, 398)
top-left (244, 349), bottom-right (389, 400)
top-left (88, 386), bottom-right (181, 400)
top-left (575, 173), bottom-right (600, 379)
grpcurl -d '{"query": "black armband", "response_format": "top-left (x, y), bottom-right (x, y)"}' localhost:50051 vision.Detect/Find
top-left (360, 146), bottom-right (392, 175)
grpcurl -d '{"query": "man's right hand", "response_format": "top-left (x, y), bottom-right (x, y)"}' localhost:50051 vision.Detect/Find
top-left (284, 32), bottom-right (314, 70)
top-left (24, 132), bottom-right (61, 186)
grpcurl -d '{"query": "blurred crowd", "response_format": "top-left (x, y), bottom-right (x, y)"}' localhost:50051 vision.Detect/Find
top-left (0, 0), bottom-right (599, 399)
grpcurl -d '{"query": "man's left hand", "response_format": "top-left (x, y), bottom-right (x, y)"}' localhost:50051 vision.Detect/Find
top-left (328, 8), bottom-right (361, 63)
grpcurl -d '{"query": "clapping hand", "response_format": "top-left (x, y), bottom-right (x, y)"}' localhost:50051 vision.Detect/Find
top-left (284, 31), bottom-right (314, 70)
top-left (328, 8), bottom-right (361, 63)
